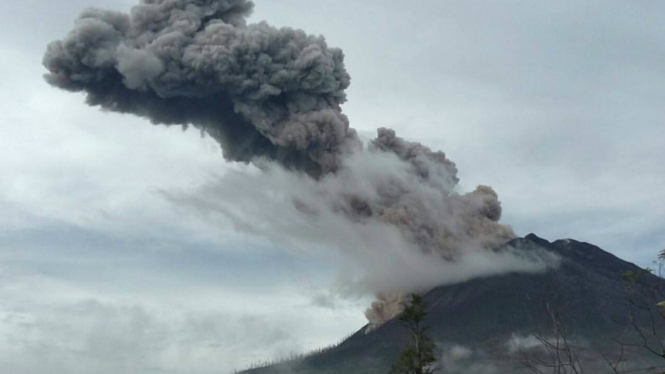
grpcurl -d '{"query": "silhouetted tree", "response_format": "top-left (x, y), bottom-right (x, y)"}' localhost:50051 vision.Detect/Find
top-left (389, 294), bottom-right (437, 374)
top-left (517, 250), bottom-right (665, 374)
top-left (517, 303), bottom-right (583, 374)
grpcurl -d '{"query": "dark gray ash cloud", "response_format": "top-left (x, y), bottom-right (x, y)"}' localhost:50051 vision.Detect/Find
top-left (43, 0), bottom-right (530, 327)
top-left (44, 0), bottom-right (356, 177)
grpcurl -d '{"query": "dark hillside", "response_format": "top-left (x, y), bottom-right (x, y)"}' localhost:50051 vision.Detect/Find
top-left (242, 234), bottom-right (665, 374)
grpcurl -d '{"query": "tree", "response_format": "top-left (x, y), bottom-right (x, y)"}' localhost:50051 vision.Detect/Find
top-left (389, 294), bottom-right (437, 374)
top-left (607, 261), bottom-right (665, 371)
top-left (516, 303), bottom-right (583, 374)
top-left (517, 251), bottom-right (665, 374)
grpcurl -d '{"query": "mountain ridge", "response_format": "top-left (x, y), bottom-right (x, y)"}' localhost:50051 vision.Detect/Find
top-left (241, 234), bottom-right (665, 374)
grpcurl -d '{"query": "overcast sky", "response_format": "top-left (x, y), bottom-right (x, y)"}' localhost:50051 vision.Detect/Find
top-left (1, 0), bottom-right (664, 373)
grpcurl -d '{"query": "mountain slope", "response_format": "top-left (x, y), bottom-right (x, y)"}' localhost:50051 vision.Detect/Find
top-left (242, 234), bottom-right (665, 374)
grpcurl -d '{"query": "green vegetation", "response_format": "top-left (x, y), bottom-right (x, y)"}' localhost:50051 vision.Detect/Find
top-left (389, 294), bottom-right (437, 374)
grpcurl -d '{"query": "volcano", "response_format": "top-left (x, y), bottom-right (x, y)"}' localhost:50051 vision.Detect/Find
top-left (241, 234), bottom-right (665, 374)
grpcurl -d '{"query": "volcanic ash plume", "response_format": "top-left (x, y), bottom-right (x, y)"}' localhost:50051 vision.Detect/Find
top-left (43, 0), bottom-right (356, 177)
top-left (44, 0), bottom-right (523, 328)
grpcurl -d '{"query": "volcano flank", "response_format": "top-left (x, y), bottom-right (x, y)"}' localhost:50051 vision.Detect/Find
top-left (242, 234), bottom-right (665, 374)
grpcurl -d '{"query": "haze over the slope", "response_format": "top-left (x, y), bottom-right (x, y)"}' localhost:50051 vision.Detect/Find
top-left (0, 0), bottom-right (663, 373)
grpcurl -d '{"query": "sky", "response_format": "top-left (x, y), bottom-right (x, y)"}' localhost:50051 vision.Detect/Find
top-left (0, 0), bottom-right (664, 373)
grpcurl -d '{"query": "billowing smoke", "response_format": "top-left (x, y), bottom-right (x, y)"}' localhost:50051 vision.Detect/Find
top-left (43, 0), bottom-right (357, 177)
top-left (44, 0), bottom-right (535, 328)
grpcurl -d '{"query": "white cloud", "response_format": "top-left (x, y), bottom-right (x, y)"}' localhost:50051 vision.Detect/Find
top-left (0, 261), bottom-right (367, 374)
